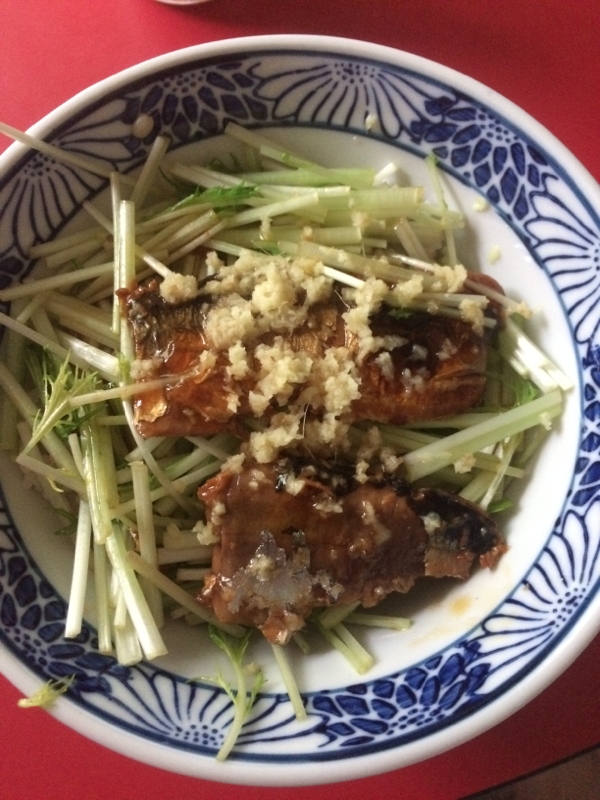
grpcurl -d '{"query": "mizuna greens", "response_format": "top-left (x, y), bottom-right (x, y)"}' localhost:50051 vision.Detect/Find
top-left (0, 120), bottom-right (571, 757)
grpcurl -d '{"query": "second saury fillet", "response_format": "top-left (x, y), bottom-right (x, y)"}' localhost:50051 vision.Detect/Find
top-left (197, 458), bottom-right (507, 644)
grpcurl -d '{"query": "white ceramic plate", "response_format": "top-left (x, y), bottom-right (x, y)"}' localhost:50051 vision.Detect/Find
top-left (0, 35), bottom-right (598, 786)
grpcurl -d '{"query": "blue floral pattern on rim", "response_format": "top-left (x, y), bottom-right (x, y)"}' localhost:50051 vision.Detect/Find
top-left (0, 48), bottom-right (599, 763)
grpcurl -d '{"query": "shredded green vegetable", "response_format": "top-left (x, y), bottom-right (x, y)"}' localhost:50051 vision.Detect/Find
top-left (204, 626), bottom-right (266, 762)
top-left (26, 352), bottom-right (99, 451)
top-left (18, 675), bottom-right (76, 709)
top-left (0, 120), bottom-right (572, 759)
top-left (167, 183), bottom-right (260, 213)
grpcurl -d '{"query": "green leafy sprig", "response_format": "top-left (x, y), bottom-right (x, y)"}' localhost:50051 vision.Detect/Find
top-left (204, 626), bottom-right (265, 761)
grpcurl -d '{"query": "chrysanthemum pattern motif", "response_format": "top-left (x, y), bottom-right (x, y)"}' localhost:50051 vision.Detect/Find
top-left (0, 49), bottom-right (599, 761)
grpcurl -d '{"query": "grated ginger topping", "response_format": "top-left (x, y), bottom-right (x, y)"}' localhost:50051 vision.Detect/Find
top-left (184, 251), bottom-right (480, 467)
top-left (160, 272), bottom-right (201, 304)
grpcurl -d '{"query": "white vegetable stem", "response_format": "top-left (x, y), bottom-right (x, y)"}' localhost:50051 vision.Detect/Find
top-left (0, 121), bottom-right (120, 180)
top-left (64, 500), bottom-right (93, 638)
top-left (131, 460), bottom-right (164, 627)
top-left (500, 319), bottom-right (573, 392)
top-left (271, 643), bottom-right (307, 721)
top-left (403, 389), bottom-right (563, 482)
top-left (316, 620), bottom-right (374, 674)
top-left (105, 527), bottom-right (167, 661)
top-left (0, 263), bottom-right (114, 302)
top-left (93, 539), bottom-right (113, 654)
top-left (130, 135), bottom-right (170, 209)
top-left (113, 609), bottom-right (143, 666)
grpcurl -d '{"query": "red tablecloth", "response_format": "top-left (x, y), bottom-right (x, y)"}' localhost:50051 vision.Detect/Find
top-left (0, 2), bottom-right (598, 798)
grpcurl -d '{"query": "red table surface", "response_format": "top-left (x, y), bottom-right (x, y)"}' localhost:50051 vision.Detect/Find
top-left (0, 1), bottom-right (599, 798)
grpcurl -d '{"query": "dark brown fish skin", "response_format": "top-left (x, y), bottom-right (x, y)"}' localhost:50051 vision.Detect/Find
top-left (196, 459), bottom-right (507, 644)
top-left (124, 281), bottom-right (497, 438)
top-left (124, 282), bottom-right (237, 437)
top-left (352, 308), bottom-right (489, 424)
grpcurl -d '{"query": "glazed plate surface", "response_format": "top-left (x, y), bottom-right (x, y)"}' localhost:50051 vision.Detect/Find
top-left (0, 35), bottom-right (598, 785)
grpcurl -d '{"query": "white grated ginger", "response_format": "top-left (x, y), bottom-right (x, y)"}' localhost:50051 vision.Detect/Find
top-left (454, 453), bottom-right (476, 474)
top-left (429, 263), bottom-right (467, 294)
top-left (173, 251), bottom-right (477, 468)
top-left (159, 272), bottom-right (201, 304)
top-left (459, 298), bottom-right (486, 335)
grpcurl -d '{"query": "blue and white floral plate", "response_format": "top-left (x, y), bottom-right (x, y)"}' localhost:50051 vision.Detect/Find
top-left (0, 35), bottom-right (598, 786)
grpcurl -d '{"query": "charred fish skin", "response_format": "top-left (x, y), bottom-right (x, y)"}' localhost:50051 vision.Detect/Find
top-left (407, 488), bottom-right (506, 578)
top-left (352, 307), bottom-right (489, 425)
top-left (126, 282), bottom-right (209, 354)
top-left (124, 280), bottom-right (496, 439)
top-left (196, 458), bottom-right (506, 644)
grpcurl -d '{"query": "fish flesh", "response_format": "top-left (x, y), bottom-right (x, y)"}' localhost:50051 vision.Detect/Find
top-left (197, 458), bottom-right (507, 644)
top-left (124, 280), bottom-right (496, 438)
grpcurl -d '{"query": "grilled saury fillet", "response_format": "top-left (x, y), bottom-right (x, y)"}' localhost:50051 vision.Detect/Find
top-left (197, 458), bottom-right (507, 644)
top-left (125, 280), bottom-right (495, 438)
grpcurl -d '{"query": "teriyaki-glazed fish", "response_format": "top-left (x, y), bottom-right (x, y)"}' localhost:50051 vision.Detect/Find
top-left (196, 457), bottom-right (507, 644)
top-left (124, 265), bottom-right (499, 440)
